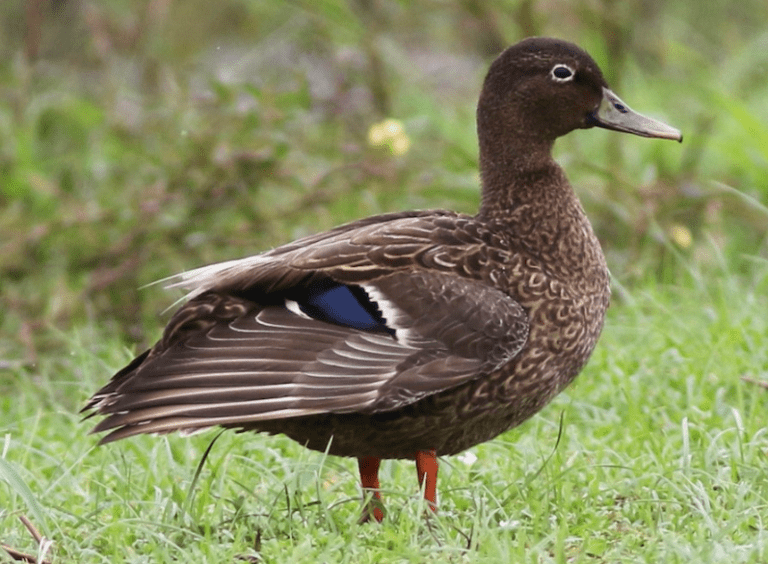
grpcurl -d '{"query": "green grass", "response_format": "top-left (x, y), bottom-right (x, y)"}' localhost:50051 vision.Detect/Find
top-left (3, 264), bottom-right (768, 563)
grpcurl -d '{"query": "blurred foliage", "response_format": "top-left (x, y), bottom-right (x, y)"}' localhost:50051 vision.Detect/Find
top-left (1, 0), bottom-right (767, 363)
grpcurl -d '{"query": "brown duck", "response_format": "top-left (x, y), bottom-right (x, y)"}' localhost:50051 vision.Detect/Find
top-left (84, 37), bottom-right (681, 522)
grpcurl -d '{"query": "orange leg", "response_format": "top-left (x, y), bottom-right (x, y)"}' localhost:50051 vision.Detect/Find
top-left (414, 449), bottom-right (438, 512)
top-left (357, 456), bottom-right (384, 522)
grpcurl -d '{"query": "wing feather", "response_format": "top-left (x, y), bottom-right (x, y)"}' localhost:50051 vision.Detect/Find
top-left (86, 212), bottom-right (532, 442)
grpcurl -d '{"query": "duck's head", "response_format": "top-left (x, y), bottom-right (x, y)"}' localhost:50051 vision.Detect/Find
top-left (477, 37), bottom-right (682, 152)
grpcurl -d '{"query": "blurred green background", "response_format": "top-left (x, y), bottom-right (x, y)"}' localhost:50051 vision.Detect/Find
top-left (1, 0), bottom-right (767, 364)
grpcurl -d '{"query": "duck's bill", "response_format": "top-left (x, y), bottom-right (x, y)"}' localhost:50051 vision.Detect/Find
top-left (589, 87), bottom-right (682, 142)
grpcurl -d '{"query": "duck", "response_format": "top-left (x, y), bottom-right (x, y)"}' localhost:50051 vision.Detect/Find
top-left (83, 37), bottom-right (681, 523)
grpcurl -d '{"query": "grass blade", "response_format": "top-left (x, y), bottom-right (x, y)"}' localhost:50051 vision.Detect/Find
top-left (0, 455), bottom-right (50, 538)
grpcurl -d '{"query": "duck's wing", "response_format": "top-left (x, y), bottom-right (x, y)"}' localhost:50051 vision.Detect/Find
top-left (84, 213), bottom-right (529, 442)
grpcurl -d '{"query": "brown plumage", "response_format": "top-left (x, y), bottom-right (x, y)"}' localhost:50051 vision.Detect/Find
top-left (83, 37), bottom-right (681, 521)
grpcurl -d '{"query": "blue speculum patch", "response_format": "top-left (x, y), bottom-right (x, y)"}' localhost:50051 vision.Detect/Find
top-left (297, 283), bottom-right (394, 334)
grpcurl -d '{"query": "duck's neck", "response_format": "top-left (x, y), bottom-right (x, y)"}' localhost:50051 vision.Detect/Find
top-left (475, 137), bottom-right (608, 288)
top-left (476, 133), bottom-right (565, 221)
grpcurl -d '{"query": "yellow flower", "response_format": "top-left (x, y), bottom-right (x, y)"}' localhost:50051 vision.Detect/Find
top-left (367, 118), bottom-right (410, 156)
top-left (669, 224), bottom-right (692, 248)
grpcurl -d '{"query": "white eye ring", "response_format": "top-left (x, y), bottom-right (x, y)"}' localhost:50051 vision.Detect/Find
top-left (551, 64), bottom-right (575, 82)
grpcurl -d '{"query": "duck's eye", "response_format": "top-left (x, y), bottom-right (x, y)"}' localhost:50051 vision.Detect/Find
top-left (551, 64), bottom-right (574, 82)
